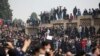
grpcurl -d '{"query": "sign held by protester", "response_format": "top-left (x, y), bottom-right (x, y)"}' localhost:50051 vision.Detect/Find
top-left (46, 35), bottom-right (53, 40)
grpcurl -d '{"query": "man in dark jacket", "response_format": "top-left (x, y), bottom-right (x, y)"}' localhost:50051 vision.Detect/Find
top-left (99, 3), bottom-right (100, 9)
top-left (63, 7), bottom-right (67, 19)
top-left (0, 47), bottom-right (6, 56)
top-left (89, 26), bottom-right (95, 37)
top-left (73, 6), bottom-right (77, 18)
top-left (97, 27), bottom-right (100, 37)
top-left (61, 39), bottom-right (67, 53)
top-left (97, 27), bottom-right (100, 34)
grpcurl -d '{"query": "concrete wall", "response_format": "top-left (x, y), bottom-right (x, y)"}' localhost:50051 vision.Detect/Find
top-left (50, 15), bottom-right (100, 30)
top-left (25, 15), bottom-right (100, 35)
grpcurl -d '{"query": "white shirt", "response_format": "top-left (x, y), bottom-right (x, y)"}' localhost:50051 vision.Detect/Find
top-left (78, 26), bottom-right (82, 32)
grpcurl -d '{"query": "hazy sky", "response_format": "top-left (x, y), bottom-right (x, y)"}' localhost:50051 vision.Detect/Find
top-left (9, 0), bottom-right (100, 22)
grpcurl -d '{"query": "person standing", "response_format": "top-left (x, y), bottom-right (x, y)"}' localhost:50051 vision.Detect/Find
top-left (50, 9), bottom-right (54, 21)
top-left (76, 9), bottom-right (81, 17)
top-left (89, 9), bottom-right (92, 15)
top-left (73, 6), bottom-right (77, 18)
top-left (80, 38), bottom-right (87, 52)
top-left (63, 7), bottom-right (67, 19)
top-left (97, 27), bottom-right (100, 35)
top-left (86, 38), bottom-right (92, 53)
top-left (58, 6), bottom-right (62, 19)
top-left (40, 12), bottom-right (44, 24)
top-left (53, 8), bottom-right (57, 20)
top-left (89, 26), bottom-right (95, 37)
top-left (85, 26), bottom-right (89, 38)
top-left (83, 9), bottom-right (89, 15)
top-left (61, 39), bottom-right (67, 54)
top-left (78, 25), bottom-right (82, 38)
top-left (99, 3), bottom-right (100, 9)
top-left (69, 13), bottom-right (73, 22)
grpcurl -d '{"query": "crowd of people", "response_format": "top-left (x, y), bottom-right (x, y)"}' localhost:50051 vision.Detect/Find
top-left (0, 3), bottom-right (100, 56)
top-left (40, 6), bottom-right (74, 24)
top-left (40, 3), bottom-right (100, 24)
top-left (0, 25), bottom-right (100, 56)
top-left (38, 24), bottom-right (100, 55)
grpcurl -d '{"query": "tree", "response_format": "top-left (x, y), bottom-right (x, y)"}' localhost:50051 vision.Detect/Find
top-left (30, 12), bottom-right (38, 20)
top-left (0, 0), bottom-right (12, 20)
top-left (27, 12), bottom-right (40, 26)
top-left (13, 18), bottom-right (24, 27)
